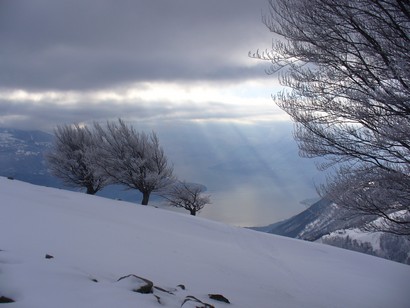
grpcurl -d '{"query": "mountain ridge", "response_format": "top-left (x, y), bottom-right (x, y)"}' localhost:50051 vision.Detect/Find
top-left (252, 199), bottom-right (410, 264)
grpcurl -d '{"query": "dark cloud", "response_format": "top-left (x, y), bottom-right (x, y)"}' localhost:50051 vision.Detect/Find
top-left (0, 99), bottom-right (181, 131)
top-left (0, 94), bottom-right (276, 132)
top-left (0, 0), bottom-right (272, 91)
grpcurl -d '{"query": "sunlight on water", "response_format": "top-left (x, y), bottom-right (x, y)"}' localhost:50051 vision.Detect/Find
top-left (154, 120), bottom-right (323, 227)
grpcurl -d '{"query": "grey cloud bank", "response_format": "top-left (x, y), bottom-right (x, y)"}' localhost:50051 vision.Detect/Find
top-left (0, 0), bottom-right (272, 90)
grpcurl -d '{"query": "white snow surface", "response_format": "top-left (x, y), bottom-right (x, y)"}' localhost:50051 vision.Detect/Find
top-left (1, 177), bottom-right (409, 308)
top-left (320, 228), bottom-right (383, 251)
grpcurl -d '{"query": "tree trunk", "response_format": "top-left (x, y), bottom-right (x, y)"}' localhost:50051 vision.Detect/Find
top-left (189, 209), bottom-right (196, 216)
top-left (141, 191), bottom-right (150, 205)
top-left (86, 185), bottom-right (96, 195)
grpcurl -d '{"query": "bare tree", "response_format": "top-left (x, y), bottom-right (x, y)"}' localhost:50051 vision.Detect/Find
top-left (94, 119), bottom-right (175, 205)
top-left (162, 181), bottom-right (211, 216)
top-left (252, 0), bottom-right (410, 235)
top-left (322, 165), bottom-right (410, 236)
top-left (47, 124), bottom-right (108, 194)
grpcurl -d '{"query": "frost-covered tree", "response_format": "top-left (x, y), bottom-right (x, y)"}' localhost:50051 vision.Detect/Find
top-left (162, 181), bottom-right (211, 216)
top-left (94, 119), bottom-right (175, 205)
top-left (47, 124), bottom-right (108, 194)
top-left (253, 0), bottom-right (410, 235)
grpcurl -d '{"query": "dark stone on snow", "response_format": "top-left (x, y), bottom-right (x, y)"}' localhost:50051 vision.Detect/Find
top-left (153, 286), bottom-right (174, 295)
top-left (208, 294), bottom-right (230, 304)
top-left (7, 177), bottom-right (14, 180)
top-left (154, 294), bottom-right (161, 304)
top-left (117, 274), bottom-right (153, 294)
top-left (177, 284), bottom-right (186, 290)
top-left (0, 296), bottom-right (15, 303)
top-left (181, 295), bottom-right (214, 308)
top-left (91, 278), bottom-right (98, 283)
top-left (45, 254), bottom-right (54, 259)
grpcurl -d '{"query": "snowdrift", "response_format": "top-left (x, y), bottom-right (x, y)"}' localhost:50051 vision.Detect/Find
top-left (1, 177), bottom-right (409, 307)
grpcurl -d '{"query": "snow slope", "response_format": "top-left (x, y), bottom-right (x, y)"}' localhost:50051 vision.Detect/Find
top-left (1, 177), bottom-right (409, 307)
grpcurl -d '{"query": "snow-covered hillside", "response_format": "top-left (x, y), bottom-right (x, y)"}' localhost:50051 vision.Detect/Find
top-left (253, 199), bottom-right (410, 265)
top-left (319, 219), bottom-right (410, 265)
top-left (1, 177), bottom-right (409, 307)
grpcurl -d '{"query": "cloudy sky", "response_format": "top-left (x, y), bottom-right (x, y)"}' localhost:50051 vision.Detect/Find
top-left (0, 0), bottom-right (323, 226)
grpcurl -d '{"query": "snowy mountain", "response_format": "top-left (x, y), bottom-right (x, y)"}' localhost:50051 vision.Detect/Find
top-left (253, 199), bottom-right (410, 265)
top-left (0, 128), bottom-right (56, 187)
top-left (1, 177), bottom-right (409, 307)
